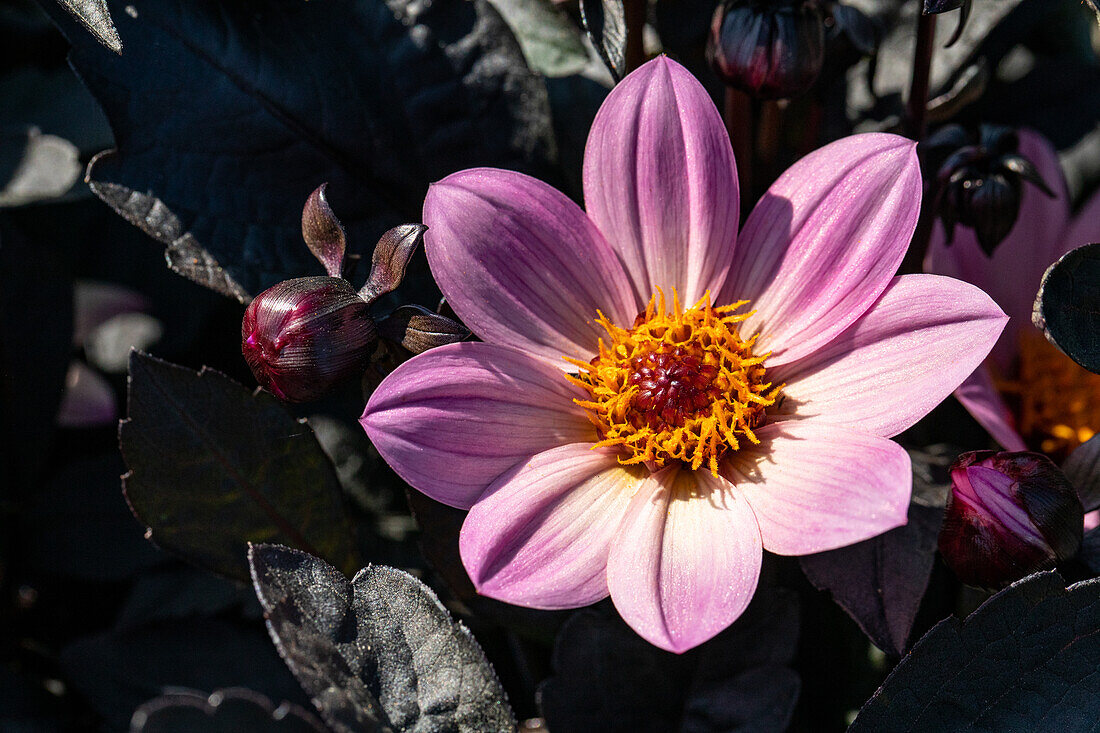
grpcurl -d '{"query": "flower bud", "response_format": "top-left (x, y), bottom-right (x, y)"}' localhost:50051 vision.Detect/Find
top-left (924, 125), bottom-right (1055, 256)
top-left (939, 450), bottom-right (1083, 590)
top-left (707, 0), bottom-right (826, 100)
top-left (242, 276), bottom-right (377, 403)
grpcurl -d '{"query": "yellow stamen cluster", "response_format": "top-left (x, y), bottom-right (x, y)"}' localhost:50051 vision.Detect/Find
top-left (995, 331), bottom-right (1100, 458)
top-left (566, 290), bottom-right (780, 476)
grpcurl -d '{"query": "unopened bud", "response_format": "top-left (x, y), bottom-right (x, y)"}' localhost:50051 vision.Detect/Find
top-left (939, 450), bottom-right (1083, 590)
top-left (925, 125), bottom-right (1055, 255)
top-left (242, 277), bottom-right (376, 403)
top-left (707, 0), bottom-right (826, 100)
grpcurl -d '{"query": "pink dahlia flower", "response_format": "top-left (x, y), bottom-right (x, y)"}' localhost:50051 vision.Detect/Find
top-left (927, 130), bottom-right (1100, 458)
top-left (362, 57), bottom-right (1007, 652)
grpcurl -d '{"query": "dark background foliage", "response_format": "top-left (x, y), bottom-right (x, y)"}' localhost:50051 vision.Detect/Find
top-left (2, 0), bottom-right (1099, 730)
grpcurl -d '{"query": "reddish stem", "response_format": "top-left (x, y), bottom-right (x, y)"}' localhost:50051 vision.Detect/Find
top-left (904, 12), bottom-right (937, 140)
top-left (725, 87), bottom-right (754, 215)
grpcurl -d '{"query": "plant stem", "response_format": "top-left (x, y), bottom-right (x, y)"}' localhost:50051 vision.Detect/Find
top-left (624, 0), bottom-right (646, 73)
top-left (904, 12), bottom-right (937, 140)
top-left (724, 87), bottom-right (754, 215)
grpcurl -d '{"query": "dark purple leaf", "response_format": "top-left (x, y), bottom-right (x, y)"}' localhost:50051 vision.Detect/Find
top-left (1065, 434), bottom-right (1100, 513)
top-left (120, 351), bottom-right (359, 581)
top-left (800, 502), bottom-right (943, 657)
top-left (132, 687), bottom-right (326, 733)
top-left (359, 225), bottom-right (427, 305)
top-left (249, 543), bottom-right (516, 733)
top-left (538, 588), bottom-right (800, 732)
top-left (43, 0), bottom-right (554, 298)
top-left (377, 304), bottom-right (469, 354)
top-left (301, 184), bottom-right (346, 279)
top-left (580, 0), bottom-right (626, 82)
top-left (54, 0), bottom-right (120, 53)
top-left (851, 572), bottom-right (1100, 730)
top-left (922, 0), bottom-right (963, 12)
top-left (1034, 242), bottom-right (1100, 375)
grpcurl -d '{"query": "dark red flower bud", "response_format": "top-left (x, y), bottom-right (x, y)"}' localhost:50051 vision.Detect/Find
top-left (923, 124), bottom-right (1055, 256)
top-left (707, 0), bottom-right (825, 100)
top-left (939, 450), bottom-right (1083, 590)
top-left (242, 277), bottom-right (376, 403)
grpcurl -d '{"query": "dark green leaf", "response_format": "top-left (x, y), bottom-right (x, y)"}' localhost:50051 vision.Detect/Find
top-left (486, 0), bottom-right (591, 77)
top-left (1065, 434), bottom-right (1100, 512)
top-left (851, 572), bottom-right (1100, 731)
top-left (44, 0), bottom-right (554, 298)
top-left (131, 688), bottom-right (326, 733)
top-left (1034, 242), bottom-right (1100, 374)
top-left (120, 351), bottom-right (359, 581)
top-left (249, 543), bottom-right (515, 733)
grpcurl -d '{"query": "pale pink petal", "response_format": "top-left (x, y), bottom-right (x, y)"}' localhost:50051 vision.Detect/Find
top-left (720, 133), bottom-right (921, 366)
top-left (606, 467), bottom-right (762, 653)
top-left (772, 274), bottom-right (1007, 437)
top-left (727, 421), bottom-right (911, 555)
top-left (460, 443), bottom-right (642, 609)
top-left (926, 130), bottom-right (1071, 373)
top-left (361, 342), bottom-right (595, 509)
top-left (954, 366), bottom-right (1027, 451)
top-left (1066, 185), bottom-right (1100, 250)
top-left (583, 56), bottom-right (740, 305)
top-left (423, 168), bottom-right (637, 367)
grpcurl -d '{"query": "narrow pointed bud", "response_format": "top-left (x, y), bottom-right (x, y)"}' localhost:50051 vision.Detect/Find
top-left (707, 0), bottom-right (825, 100)
top-left (377, 304), bottom-right (469, 354)
top-left (924, 125), bottom-right (1055, 256)
top-left (242, 277), bottom-right (376, 402)
top-left (302, 184), bottom-right (346, 278)
top-left (939, 450), bottom-right (1083, 590)
top-left (359, 224), bottom-right (427, 305)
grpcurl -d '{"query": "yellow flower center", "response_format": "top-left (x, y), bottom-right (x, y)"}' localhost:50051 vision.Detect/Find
top-left (565, 290), bottom-right (780, 476)
top-left (995, 330), bottom-right (1100, 459)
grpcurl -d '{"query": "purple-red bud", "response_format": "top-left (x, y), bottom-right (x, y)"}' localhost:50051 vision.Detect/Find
top-left (939, 450), bottom-right (1083, 590)
top-left (924, 124), bottom-right (1055, 255)
top-left (242, 276), bottom-right (376, 403)
top-left (707, 0), bottom-right (825, 100)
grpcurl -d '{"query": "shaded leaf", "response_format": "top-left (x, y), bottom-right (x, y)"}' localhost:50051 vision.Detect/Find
top-left (0, 127), bottom-right (81, 206)
top-left (116, 565), bottom-right (259, 630)
top-left (580, 0), bottom-right (627, 82)
top-left (1034, 242), bottom-right (1100, 374)
top-left (538, 588), bottom-right (800, 732)
top-left (378, 305), bottom-right (469, 354)
top-left (131, 687), bottom-right (326, 733)
top-left (55, 0), bottom-right (121, 53)
top-left (801, 503), bottom-right (943, 657)
top-left (120, 351), bottom-right (358, 581)
top-left (851, 571), bottom-right (1100, 731)
top-left (45, 0), bottom-right (554, 297)
top-left (248, 543), bottom-right (516, 733)
top-left (1065, 434), bottom-right (1100, 512)
top-left (486, 0), bottom-right (591, 77)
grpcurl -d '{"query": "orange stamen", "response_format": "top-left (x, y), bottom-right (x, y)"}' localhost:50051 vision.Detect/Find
top-left (566, 289), bottom-right (780, 476)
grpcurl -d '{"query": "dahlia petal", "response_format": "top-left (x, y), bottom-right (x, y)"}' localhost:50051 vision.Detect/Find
top-left (361, 342), bottom-right (595, 509)
top-left (926, 130), bottom-right (1071, 373)
top-left (460, 443), bottom-right (642, 609)
top-left (721, 133), bottom-right (921, 366)
top-left (583, 56), bottom-right (740, 305)
top-left (423, 168), bottom-right (637, 367)
top-left (955, 366), bottom-right (1027, 451)
top-left (773, 274), bottom-right (1008, 437)
top-left (727, 421), bottom-right (911, 555)
top-left (606, 467), bottom-right (762, 653)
